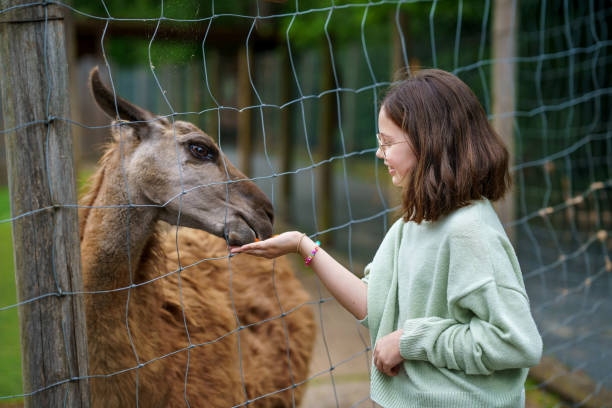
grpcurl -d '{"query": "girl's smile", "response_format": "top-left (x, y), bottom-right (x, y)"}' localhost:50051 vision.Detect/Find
top-left (376, 106), bottom-right (417, 186)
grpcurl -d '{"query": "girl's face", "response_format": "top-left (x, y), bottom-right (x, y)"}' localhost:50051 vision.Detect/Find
top-left (376, 106), bottom-right (417, 186)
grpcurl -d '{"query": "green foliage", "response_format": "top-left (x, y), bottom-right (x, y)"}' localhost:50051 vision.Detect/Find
top-left (105, 36), bottom-right (202, 67)
top-left (524, 377), bottom-right (565, 407)
top-left (0, 187), bottom-right (21, 402)
top-left (282, 1), bottom-right (393, 49)
top-left (68, 0), bottom-right (489, 66)
top-left (281, 0), bottom-right (487, 50)
top-left (69, 0), bottom-right (249, 20)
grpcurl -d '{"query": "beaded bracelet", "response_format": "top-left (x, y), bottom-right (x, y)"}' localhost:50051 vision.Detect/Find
top-left (304, 241), bottom-right (321, 266)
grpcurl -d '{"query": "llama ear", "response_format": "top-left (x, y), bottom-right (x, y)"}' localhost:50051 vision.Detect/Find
top-left (109, 120), bottom-right (141, 144)
top-left (89, 66), bottom-right (168, 140)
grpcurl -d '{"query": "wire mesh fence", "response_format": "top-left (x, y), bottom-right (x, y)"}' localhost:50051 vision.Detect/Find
top-left (0, 0), bottom-right (610, 407)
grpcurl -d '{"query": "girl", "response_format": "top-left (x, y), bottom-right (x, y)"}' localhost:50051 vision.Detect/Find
top-left (231, 69), bottom-right (542, 408)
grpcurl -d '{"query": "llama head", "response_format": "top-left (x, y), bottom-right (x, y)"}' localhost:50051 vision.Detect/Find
top-left (89, 66), bottom-right (273, 245)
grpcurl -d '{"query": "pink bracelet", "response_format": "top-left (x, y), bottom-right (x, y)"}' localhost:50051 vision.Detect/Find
top-left (304, 241), bottom-right (321, 266)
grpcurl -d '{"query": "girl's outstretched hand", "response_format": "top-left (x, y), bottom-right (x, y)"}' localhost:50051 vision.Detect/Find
top-left (229, 231), bottom-right (303, 259)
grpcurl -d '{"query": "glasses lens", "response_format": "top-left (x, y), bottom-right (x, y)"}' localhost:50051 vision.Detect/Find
top-left (376, 134), bottom-right (385, 158)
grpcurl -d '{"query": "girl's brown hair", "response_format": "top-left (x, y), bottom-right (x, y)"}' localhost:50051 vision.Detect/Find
top-left (382, 69), bottom-right (511, 223)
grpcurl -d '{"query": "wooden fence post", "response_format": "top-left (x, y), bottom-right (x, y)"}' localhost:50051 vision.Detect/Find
top-left (318, 46), bottom-right (335, 244)
top-left (391, 8), bottom-right (410, 76)
top-left (492, 0), bottom-right (518, 243)
top-left (190, 61), bottom-right (204, 130)
top-left (205, 48), bottom-right (219, 139)
top-left (0, 100), bottom-right (5, 184)
top-left (237, 44), bottom-right (253, 176)
top-left (0, 2), bottom-right (90, 406)
top-left (279, 48), bottom-right (294, 222)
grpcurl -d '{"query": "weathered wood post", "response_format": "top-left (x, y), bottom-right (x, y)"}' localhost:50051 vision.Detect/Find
top-left (205, 48), bottom-right (220, 139)
top-left (237, 44), bottom-right (253, 176)
top-left (492, 0), bottom-right (517, 243)
top-left (0, 101), bottom-right (5, 184)
top-left (279, 48), bottom-right (294, 222)
top-left (190, 61), bottom-right (204, 130)
top-left (391, 8), bottom-right (409, 76)
top-left (318, 46), bottom-right (335, 244)
top-left (0, 2), bottom-right (90, 406)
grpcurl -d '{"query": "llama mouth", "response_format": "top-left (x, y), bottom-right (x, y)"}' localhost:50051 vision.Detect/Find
top-left (241, 215), bottom-right (259, 241)
top-left (225, 215), bottom-right (258, 246)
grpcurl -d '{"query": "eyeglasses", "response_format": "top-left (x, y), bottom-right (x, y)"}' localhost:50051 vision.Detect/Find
top-left (376, 133), bottom-right (410, 159)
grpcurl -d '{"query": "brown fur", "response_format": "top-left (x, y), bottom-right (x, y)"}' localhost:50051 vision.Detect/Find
top-left (79, 126), bottom-right (315, 407)
top-left (80, 66), bottom-right (316, 406)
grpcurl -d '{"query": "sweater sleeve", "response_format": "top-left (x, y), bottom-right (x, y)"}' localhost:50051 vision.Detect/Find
top-left (358, 263), bottom-right (371, 328)
top-left (399, 230), bottom-right (543, 375)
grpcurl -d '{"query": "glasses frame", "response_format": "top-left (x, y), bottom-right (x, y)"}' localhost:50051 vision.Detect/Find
top-left (376, 133), bottom-right (410, 159)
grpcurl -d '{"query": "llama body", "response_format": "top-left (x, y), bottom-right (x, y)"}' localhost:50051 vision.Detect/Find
top-left (79, 67), bottom-right (315, 407)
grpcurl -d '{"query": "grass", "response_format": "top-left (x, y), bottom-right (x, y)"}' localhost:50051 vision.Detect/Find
top-left (0, 186), bottom-right (21, 405)
top-left (525, 377), bottom-right (567, 407)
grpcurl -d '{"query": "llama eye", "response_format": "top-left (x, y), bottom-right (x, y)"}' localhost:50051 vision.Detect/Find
top-left (189, 144), bottom-right (214, 161)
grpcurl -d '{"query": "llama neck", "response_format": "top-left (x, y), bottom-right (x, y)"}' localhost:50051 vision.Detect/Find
top-left (79, 147), bottom-right (171, 384)
top-left (79, 148), bottom-right (160, 296)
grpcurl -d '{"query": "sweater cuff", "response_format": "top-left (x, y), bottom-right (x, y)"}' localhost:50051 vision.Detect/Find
top-left (399, 318), bottom-right (438, 361)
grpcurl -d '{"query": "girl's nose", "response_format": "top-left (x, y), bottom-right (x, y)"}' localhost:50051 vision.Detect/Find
top-left (375, 146), bottom-right (384, 160)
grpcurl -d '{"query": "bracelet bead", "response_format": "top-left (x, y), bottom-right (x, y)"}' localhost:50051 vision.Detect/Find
top-left (305, 241), bottom-right (321, 266)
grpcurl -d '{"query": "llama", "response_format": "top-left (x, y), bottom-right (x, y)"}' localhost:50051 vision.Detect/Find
top-left (79, 66), bottom-right (316, 407)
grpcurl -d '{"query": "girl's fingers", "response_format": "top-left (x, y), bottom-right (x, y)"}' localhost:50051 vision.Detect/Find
top-left (243, 249), bottom-right (264, 256)
top-left (237, 246), bottom-right (261, 255)
top-left (373, 348), bottom-right (398, 376)
top-left (232, 241), bottom-right (264, 253)
top-left (247, 250), bottom-right (277, 259)
top-left (233, 246), bottom-right (277, 258)
top-left (229, 233), bottom-right (293, 257)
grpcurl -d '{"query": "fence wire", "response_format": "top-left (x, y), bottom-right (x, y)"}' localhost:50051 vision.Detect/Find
top-left (0, 0), bottom-right (610, 407)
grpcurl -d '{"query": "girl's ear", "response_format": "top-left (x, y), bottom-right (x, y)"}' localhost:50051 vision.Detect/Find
top-left (89, 66), bottom-right (169, 141)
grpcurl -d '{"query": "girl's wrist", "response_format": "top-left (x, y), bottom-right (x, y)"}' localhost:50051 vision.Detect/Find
top-left (291, 232), bottom-right (321, 265)
top-left (295, 232), bottom-right (307, 254)
top-left (298, 237), bottom-right (316, 258)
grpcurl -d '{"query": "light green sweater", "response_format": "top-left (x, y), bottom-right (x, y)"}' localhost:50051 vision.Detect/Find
top-left (360, 199), bottom-right (542, 408)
